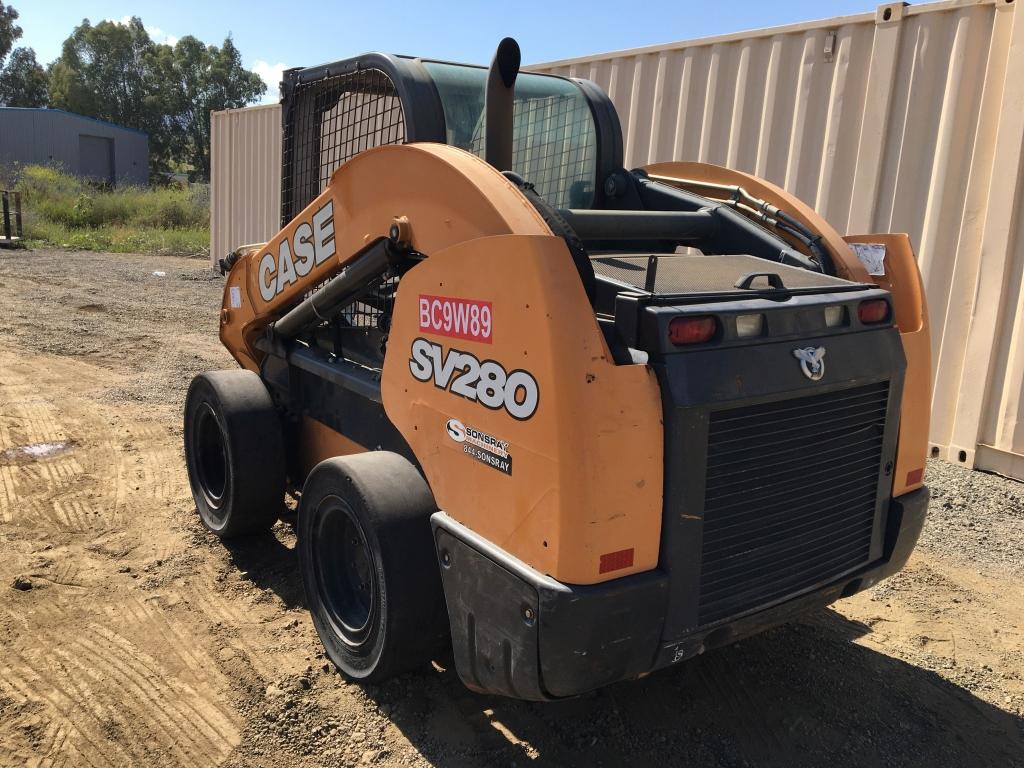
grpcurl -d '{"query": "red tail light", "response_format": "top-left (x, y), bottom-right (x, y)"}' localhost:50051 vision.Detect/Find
top-left (858, 299), bottom-right (890, 324)
top-left (669, 316), bottom-right (717, 345)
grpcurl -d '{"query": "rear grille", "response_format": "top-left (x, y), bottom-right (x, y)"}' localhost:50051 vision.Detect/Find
top-left (698, 381), bottom-right (890, 625)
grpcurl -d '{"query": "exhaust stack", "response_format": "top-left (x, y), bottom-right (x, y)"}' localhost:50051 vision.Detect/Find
top-left (485, 37), bottom-right (520, 172)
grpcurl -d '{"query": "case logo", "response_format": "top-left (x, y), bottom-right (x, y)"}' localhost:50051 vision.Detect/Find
top-left (409, 339), bottom-right (539, 420)
top-left (793, 346), bottom-right (826, 381)
top-left (257, 200), bottom-right (336, 302)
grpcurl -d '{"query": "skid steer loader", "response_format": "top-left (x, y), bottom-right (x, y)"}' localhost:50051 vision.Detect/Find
top-left (185, 38), bottom-right (931, 699)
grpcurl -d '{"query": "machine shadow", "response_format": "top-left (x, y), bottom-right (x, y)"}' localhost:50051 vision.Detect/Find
top-left (369, 608), bottom-right (1024, 768)
top-left (210, 525), bottom-right (1023, 766)
top-left (221, 515), bottom-right (307, 610)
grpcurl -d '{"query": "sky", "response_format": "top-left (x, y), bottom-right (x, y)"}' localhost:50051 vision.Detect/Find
top-left (18, 0), bottom-right (873, 104)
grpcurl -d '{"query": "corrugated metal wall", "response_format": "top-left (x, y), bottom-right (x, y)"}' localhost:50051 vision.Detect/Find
top-left (210, 104), bottom-right (282, 262)
top-left (0, 108), bottom-right (149, 185)
top-left (210, 0), bottom-right (1024, 479)
top-left (535, 0), bottom-right (1024, 479)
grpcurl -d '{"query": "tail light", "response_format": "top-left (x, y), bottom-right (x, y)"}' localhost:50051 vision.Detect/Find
top-left (669, 315), bottom-right (717, 345)
top-left (735, 313), bottom-right (765, 338)
top-left (824, 305), bottom-right (845, 327)
top-left (858, 299), bottom-right (890, 324)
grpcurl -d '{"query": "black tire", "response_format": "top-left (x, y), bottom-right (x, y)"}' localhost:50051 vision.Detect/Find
top-left (183, 370), bottom-right (286, 538)
top-left (298, 453), bottom-right (449, 682)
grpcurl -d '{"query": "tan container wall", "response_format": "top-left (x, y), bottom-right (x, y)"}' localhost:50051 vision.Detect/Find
top-left (534, 0), bottom-right (1024, 480)
top-left (210, 0), bottom-right (1024, 479)
top-left (210, 104), bottom-right (282, 263)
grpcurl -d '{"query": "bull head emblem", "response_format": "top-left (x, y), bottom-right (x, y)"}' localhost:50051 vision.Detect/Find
top-left (793, 346), bottom-right (826, 381)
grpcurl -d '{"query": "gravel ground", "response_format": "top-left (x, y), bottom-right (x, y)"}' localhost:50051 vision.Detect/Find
top-left (922, 458), bottom-right (1024, 576)
top-left (0, 249), bottom-right (1021, 768)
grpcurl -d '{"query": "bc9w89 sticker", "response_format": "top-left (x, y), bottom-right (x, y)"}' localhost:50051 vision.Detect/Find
top-left (419, 295), bottom-right (492, 343)
top-left (408, 338), bottom-right (539, 420)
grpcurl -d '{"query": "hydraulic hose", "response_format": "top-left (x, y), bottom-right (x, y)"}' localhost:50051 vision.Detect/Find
top-left (648, 174), bottom-right (836, 275)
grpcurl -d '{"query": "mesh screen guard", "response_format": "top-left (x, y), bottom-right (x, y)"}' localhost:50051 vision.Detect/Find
top-left (281, 68), bottom-right (406, 224)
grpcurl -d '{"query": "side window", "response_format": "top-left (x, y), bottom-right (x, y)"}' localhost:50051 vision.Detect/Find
top-left (423, 63), bottom-right (598, 209)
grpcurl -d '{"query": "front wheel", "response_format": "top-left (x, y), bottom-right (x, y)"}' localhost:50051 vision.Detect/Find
top-left (298, 453), bottom-right (449, 682)
top-left (183, 370), bottom-right (285, 537)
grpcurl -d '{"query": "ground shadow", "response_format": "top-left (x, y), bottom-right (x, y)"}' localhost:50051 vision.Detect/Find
top-left (210, 526), bottom-right (1023, 766)
top-left (365, 608), bottom-right (1023, 768)
top-left (220, 514), bottom-right (306, 610)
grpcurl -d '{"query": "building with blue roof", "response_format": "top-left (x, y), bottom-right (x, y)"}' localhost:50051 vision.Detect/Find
top-left (0, 107), bottom-right (149, 186)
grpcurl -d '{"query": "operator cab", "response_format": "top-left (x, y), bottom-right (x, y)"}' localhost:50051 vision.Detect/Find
top-left (280, 52), bottom-right (610, 222)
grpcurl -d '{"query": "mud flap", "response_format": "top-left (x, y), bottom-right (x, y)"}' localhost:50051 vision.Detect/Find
top-left (433, 513), bottom-right (668, 700)
top-left (435, 526), bottom-right (546, 700)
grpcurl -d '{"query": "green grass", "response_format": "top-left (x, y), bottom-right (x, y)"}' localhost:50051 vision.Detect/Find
top-left (13, 165), bottom-right (210, 257)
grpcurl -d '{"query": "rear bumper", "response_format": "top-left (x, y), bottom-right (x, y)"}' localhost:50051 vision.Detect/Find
top-left (432, 486), bottom-right (928, 700)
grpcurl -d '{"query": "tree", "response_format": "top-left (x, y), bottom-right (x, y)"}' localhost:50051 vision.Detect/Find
top-left (0, 4), bottom-right (43, 108)
top-left (48, 17), bottom-right (154, 134)
top-left (0, 46), bottom-right (47, 106)
top-left (0, 4), bottom-right (20, 63)
top-left (150, 36), bottom-right (265, 179)
top-left (48, 17), bottom-right (181, 174)
top-left (48, 18), bottom-right (265, 180)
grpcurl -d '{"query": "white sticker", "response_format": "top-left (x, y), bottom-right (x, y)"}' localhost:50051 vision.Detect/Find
top-left (445, 418), bottom-right (512, 475)
top-left (850, 243), bottom-right (886, 276)
top-left (229, 286), bottom-right (242, 309)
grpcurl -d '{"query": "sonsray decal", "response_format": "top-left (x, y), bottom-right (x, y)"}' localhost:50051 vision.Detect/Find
top-left (418, 295), bottom-right (492, 343)
top-left (445, 418), bottom-right (512, 475)
top-left (408, 338), bottom-right (539, 420)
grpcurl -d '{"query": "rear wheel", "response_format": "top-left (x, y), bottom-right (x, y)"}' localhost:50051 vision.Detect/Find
top-left (183, 370), bottom-right (285, 537)
top-left (298, 453), bottom-right (449, 682)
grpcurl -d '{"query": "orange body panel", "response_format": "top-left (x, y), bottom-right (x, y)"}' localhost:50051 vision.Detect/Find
top-left (844, 234), bottom-right (930, 496)
top-left (219, 143), bottom-right (663, 585)
top-left (298, 416), bottom-right (367, 479)
top-left (381, 234), bottom-right (664, 585)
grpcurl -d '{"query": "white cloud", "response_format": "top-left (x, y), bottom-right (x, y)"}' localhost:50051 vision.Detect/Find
top-left (105, 16), bottom-right (179, 46)
top-left (252, 60), bottom-right (289, 104)
top-left (154, 31), bottom-right (180, 47)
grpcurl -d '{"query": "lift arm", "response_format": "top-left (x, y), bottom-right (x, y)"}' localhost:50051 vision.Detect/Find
top-left (217, 143), bottom-right (553, 371)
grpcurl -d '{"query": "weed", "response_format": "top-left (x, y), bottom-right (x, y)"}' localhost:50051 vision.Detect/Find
top-left (13, 165), bottom-right (209, 257)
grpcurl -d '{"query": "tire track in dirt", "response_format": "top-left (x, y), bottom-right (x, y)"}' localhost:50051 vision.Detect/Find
top-left (0, 352), bottom-right (185, 539)
top-left (0, 651), bottom-right (133, 768)
top-left (2, 589), bottom-right (241, 767)
top-left (4, 251), bottom-right (1023, 768)
top-left (0, 465), bottom-right (18, 523)
top-left (0, 345), bottom-right (242, 768)
top-left (68, 629), bottom-right (237, 765)
top-left (186, 562), bottom-right (288, 683)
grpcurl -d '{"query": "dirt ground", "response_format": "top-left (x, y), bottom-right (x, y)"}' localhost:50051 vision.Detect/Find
top-left (0, 248), bottom-right (1022, 768)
